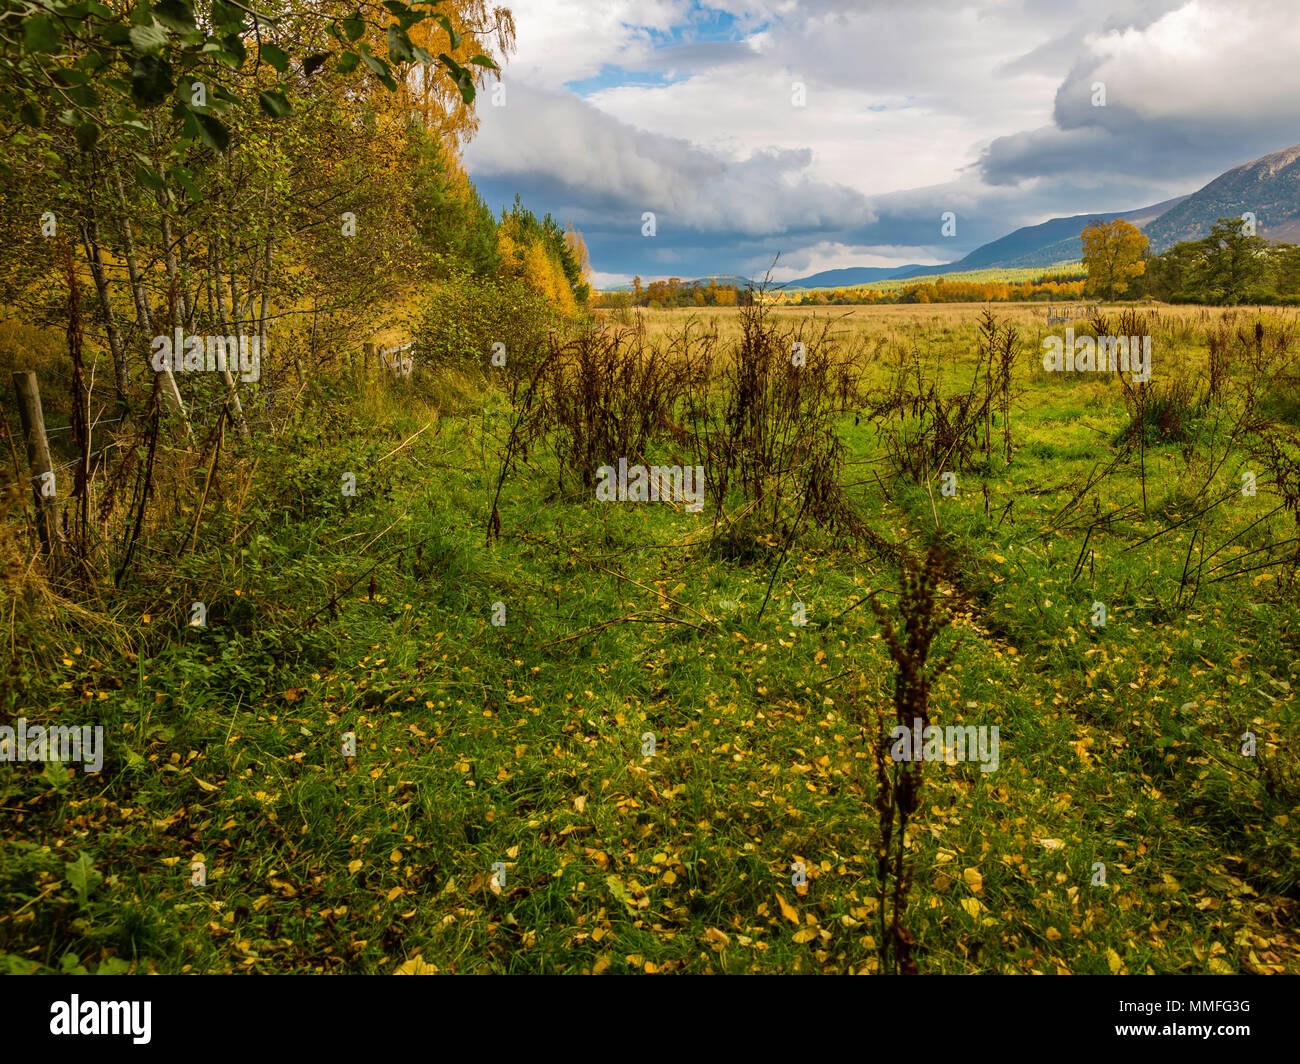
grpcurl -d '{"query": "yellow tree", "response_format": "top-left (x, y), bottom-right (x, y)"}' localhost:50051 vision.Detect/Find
top-left (1081, 219), bottom-right (1149, 300)
top-left (565, 223), bottom-right (591, 283)
top-left (348, 2), bottom-right (517, 156)
top-left (403, 2), bottom-right (518, 152)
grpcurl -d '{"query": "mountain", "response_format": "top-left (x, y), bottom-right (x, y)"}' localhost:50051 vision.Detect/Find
top-left (601, 144), bottom-right (1300, 292)
top-left (947, 196), bottom-right (1187, 270)
top-left (775, 265), bottom-right (936, 289)
top-left (602, 273), bottom-right (755, 292)
top-left (780, 144), bottom-right (1300, 287)
top-left (772, 198), bottom-right (1186, 288)
top-left (1143, 143), bottom-right (1300, 250)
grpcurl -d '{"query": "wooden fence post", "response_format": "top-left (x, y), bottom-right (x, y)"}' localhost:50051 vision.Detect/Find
top-left (12, 371), bottom-right (60, 560)
top-left (363, 342), bottom-right (375, 376)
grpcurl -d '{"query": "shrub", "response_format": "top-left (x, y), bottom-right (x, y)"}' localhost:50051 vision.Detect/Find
top-left (413, 265), bottom-right (562, 371)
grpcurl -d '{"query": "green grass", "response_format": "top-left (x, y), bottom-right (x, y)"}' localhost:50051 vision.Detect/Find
top-left (786, 264), bottom-right (1088, 294)
top-left (3, 312), bottom-right (1298, 976)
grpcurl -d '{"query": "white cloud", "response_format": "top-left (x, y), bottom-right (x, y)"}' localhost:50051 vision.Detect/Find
top-left (757, 242), bottom-right (949, 281)
top-left (465, 84), bottom-right (874, 234)
top-left (465, 0), bottom-right (1300, 279)
top-left (1079, 0), bottom-right (1300, 125)
top-left (501, 0), bottom-right (690, 89)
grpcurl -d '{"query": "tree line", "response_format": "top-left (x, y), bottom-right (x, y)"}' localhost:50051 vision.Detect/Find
top-left (1082, 217), bottom-right (1300, 305)
top-left (0, 0), bottom-right (589, 438)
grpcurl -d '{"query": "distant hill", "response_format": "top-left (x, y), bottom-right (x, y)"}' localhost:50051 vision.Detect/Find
top-left (775, 265), bottom-right (936, 289)
top-left (948, 197), bottom-right (1187, 270)
top-left (1143, 143), bottom-right (1300, 250)
top-left (601, 143), bottom-right (1300, 292)
top-left (603, 274), bottom-right (755, 292)
top-left (771, 198), bottom-right (1186, 289)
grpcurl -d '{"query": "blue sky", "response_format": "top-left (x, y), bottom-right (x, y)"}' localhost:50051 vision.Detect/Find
top-left (461, 0), bottom-right (1300, 287)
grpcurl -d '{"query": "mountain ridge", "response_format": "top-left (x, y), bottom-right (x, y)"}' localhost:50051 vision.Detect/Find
top-left (602, 142), bottom-right (1300, 292)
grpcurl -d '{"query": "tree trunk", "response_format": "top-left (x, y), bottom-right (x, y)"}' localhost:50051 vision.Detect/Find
top-left (113, 168), bottom-right (193, 441)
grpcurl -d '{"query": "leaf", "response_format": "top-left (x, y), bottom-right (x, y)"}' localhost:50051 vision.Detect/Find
top-left (357, 44), bottom-right (388, 77)
top-left (193, 776), bottom-right (218, 792)
top-left (43, 758), bottom-right (68, 790)
top-left (221, 32), bottom-right (246, 68)
top-left (336, 52), bottom-right (359, 74)
top-left (18, 102), bottom-right (44, 127)
top-left (259, 43), bottom-right (289, 74)
top-left (438, 54), bottom-right (475, 103)
top-left (65, 851), bottom-right (101, 906)
top-left (134, 163), bottom-right (165, 190)
top-left (211, 0), bottom-right (244, 29)
top-left (347, 859), bottom-right (363, 874)
top-left (128, 24), bottom-right (169, 55)
top-left (387, 26), bottom-right (414, 63)
top-left (23, 15), bottom-right (61, 54)
top-left (65, 83), bottom-right (100, 109)
top-left (591, 954), bottom-right (612, 975)
top-left (303, 52), bottom-right (331, 77)
top-left (468, 54), bottom-right (499, 70)
top-left (434, 14), bottom-right (461, 50)
top-left (791, 927), bottom-right (818, 943)
top-left (775, 891), bottom-right (799, 924)
top-left (342, 13), bottom-right (365, 41)
top-left (393, 953), bottom-right (437, 974)
top-left (704, 927), bottom-right (730, 949)
top-left (152, 1), bottom-right (196, 32)
top-left (194, 111), bottom-right (228, 151)
top-left (1107, 947), bottom-right (1123, 974)
top-left (130, 54), bottom-right (173, 105)
top-left (257, 90), bottom-right (292, 118)
top-left (960, 897), bottom-right (981, 918)
top-left (605, 874), bottom-right (636, 911)
top-left (962, 867), bottom-right (983, 892)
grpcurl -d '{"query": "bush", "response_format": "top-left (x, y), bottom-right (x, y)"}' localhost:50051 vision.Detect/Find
top-left (414, 265), bottom-right (562, 371)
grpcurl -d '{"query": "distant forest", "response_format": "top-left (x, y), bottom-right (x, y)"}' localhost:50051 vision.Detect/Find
top-left (595, 224), bottom-right (1300, 308)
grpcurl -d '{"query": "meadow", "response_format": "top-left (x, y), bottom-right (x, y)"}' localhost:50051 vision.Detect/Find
top-left (2, 300), bottom-right (1297, 975)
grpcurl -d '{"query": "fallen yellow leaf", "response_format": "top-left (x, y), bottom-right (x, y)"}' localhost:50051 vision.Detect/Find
top-left (393, 954), bottom-right (437, 975)
top-left (775, 891), bottom-right (800, 924)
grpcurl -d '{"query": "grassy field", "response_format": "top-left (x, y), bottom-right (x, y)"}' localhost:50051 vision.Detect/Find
top-left (780, 264), bottom-right (1089, 295)
top-left (3, 302), bottom-right (1298, 975)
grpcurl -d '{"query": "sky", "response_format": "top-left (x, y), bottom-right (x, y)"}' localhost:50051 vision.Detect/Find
top-left (461, 0), bottom-right (1300, 287)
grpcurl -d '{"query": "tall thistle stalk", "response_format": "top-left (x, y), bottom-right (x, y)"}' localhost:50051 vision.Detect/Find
top-left (868, 540), bottom-right (958, 974)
